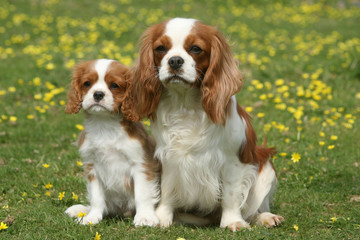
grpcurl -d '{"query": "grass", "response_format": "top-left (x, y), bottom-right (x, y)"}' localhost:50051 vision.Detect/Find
top-left (1, 0), bottom-right (360, 239)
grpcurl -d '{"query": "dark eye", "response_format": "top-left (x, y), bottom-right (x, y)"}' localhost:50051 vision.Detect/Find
top-left (155, 45), bottom-right (167, 53)
top-left (189, 46), bottom-right (202, 54)
top-left (83, 81), bottom-right (91, 87)
top-left (110, 83), bottom-right (119, 89)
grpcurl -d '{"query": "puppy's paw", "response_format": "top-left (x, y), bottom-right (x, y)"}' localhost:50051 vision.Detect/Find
top-left (77, 211), bottom-right (103, 225)
top-left (155, 205), bottom-right (173, 227)
top-left (255, 212), bottom-right (284, 228)
top-left (134, 211), bottom-right (159, 227)
top-left (65, 204), bottom-right (90, 218)
top-left (226, 221), bottom-right (251, 232)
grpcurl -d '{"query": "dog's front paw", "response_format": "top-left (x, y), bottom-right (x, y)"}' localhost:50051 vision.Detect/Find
top-left (134, 211), bottom-right (159, 227)
top-left (254, 212), bottom-right (284, 228)
top-left (65, 204), bottom-right (90, 218)
top-left (155, 205), bottom-right (173, 227)
top-left (77, 211), bottom-right (103, 225)
top-left (226, 221), bottom-right (251, 232)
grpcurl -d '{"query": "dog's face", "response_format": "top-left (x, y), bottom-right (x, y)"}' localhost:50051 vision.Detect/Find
top-left (154, 18), bottom-right (211, 87)
top-left (132, 18), bottom-right (243, 124)
top-left (65, 59), bottom-right (130, 115)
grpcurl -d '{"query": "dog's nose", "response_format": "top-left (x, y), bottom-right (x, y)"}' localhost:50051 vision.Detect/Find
top-left (93, 91), bottom-right (105, 101)
top-left (168, 56), bottom-right (184, 70)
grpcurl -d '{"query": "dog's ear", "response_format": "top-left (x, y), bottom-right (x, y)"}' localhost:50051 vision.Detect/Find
top-left (201, 28), bottom-right (243, 125)
top-left (130, 23), bottom-right (164, 120)
top-left (121, 69), bottom-right (142, 122)
top-left (65, 62), bottom-right (87, 114)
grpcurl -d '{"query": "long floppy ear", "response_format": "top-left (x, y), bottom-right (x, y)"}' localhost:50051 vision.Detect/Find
top-left (65, 63), bottom-right (86, 114)
top-left (120, 69), bottom-right (141, 122)
top-left (131, 24), bottom-right (164, 119)
top-left (201, 29), bottom-right (243, 125)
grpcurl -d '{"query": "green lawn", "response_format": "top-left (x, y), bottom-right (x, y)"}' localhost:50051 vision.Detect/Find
top-left (1, 0), bottom-right (360, 239)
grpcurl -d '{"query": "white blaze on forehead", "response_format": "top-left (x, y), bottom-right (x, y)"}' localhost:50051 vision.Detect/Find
top-left (94, 59), bottom-right (114, 80)
top-left (165, 18), bottom-right (197, 48)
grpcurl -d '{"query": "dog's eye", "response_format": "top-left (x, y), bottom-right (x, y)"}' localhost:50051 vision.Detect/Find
top-left (155, 45), bottom-right (167, 53)
top-left (110, 83), bottom-right (119, 89)
top-left (83, 81), bottom-right (91, 87)
top-left (189, 46), bottom-right (202, 54)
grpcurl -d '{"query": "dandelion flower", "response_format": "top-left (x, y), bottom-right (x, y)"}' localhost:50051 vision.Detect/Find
top-left (34, 94), bottom-right (42, 100)
top-left (9, 116), bottom-right (17, 123)
top-left (33, 77), bottom-right (41, 86)
top-left (279, 152), bottom-right (287, 157)
top-left (330, 135), bottom-right (338, 141)
top-left (45, 191), bottom-right (51, 197)
top-left (257, 112), bottom-right (265, 118)
top-left (58, 192), bottom-right (65, 201)
top-left (319, 131), bottom-right (325, 137)
top-left (8, 86), bottom-right (16, 92)
top-left (319, 141), bottom-right (325, 146)
top-left (77, 211), bottom-right (87, 218)
top-left (94, 232), bottom-right (101, 240)
top-left (76, 161), bottom-right (83, 167)
top-left (27, 115), bottom-right (34, 119)
top-left (59, 100), bottom-right (66, 105)
top-left (330, 217), bottom-right (337, 223)
top-left (293, 224), bottom-right (299, 231)
top-left (45, 183), bottom-right (53, 189)
top-left (72, 192), bottom-right (79, 201)
top-left (328, 145), bottom-right (335, 150)
top-left (142, 120), bottom-right (150, 126)
top-left (0, 222), bottom-right (8, 231)
top-left (291, 153), bottom-right (301, 163)
top-left (42, 163), bottom-right (50, 168)
top-left (245, 106), bottom-right (253, 112)
top-left (75, 124), bottom-right (84, 131)
top-left (0, 90), bottom-right (6, 95)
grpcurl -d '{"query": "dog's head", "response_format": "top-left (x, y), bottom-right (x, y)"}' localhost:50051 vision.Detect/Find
top-left (132, 18), bottom-right (242, 124)
top-left (65, 59), bottom-right (133, 116)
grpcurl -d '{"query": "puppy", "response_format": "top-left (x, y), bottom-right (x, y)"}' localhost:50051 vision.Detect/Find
top-left (64, 59), bottom-right (160, 227)
top-left (126, 18), bottom-right (284, 231)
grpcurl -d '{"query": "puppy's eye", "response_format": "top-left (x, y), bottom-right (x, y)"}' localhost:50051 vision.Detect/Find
top-left (189, 46), bottom-right (202, 54)
top-left (155, 45), bottom-right (167, 53)
top-left (110, 83), bottom-right (119, 89)
top-left (83, 81), bottom-right (91, 87)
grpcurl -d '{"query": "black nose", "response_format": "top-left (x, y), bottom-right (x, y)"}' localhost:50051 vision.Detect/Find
top-left (168, 56), bottom-right (184, 70)
top-left (93, 91), bottom-right (105, 101)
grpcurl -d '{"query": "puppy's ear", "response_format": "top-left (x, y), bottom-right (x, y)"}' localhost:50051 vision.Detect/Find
top-left (131, 23), bottom-right (164, 119)
top-left (201, 28), bottom-right (243, 125)
top-left (65, 62), bottom-right (87, 114)
top-left (121, 69), bottom-right (142, 122)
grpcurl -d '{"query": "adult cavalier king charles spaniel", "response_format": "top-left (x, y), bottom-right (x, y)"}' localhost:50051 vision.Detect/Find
top-left (64, 59), bottom-right (160, 227)
top-left (126, 18), bottom-right (284, 231)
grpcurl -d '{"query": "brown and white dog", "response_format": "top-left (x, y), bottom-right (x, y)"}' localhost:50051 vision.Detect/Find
top-left (126, 18), bottom-right (284, 231)
top-left (64, 59), bottom-right (160, 227)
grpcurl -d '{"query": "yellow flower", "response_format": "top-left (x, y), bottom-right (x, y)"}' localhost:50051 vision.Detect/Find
top-left (94, 232), bottom-right (101, 240)
top-left (328, 145), bottom-right (335, 150)
top-left (319, 141), bottom-right (325, 146)
top-left (72, 192), bottom-right (78, 201)
top-left (291, 153), bottom-right (301, 163)
top-left (42, 163), bottom-right (50, 168)
top-left (142, 120), bottom-right (150, 126)
top-left (245, 106), bottom-right (253, 112)
top-left (356, 93), bottom-right (360, 99)
top-left (77, 211), bottom-right (87, 217)
top-left (58, 192), bottom-right (65, 200)
top-left (76, 161), bottom-right (83, 167)
top-left (257, 112), bottom-right (265, 118)
top-left (293, 224), bottom-right (299, 231)
top-left (319, 131), bottom-right (325, 137)
top-left (33, 77), bottom-right (41, 86)
top-left (8, 86), bottom-right (16, 92)
top-left (330, 217), bottom-right (337, 223)
top-left (275, 78), bottom-right (284, 86)
top-left (75, 124), bottom-right (84, 131)
top-left (330, 135), bottom-right (338, 141)
top-left (9, 116), bottom-right (17, 122)
top-left (0, 90), bottom-right (6, 96)
top-left (45, 183), bottom-right (53, 189)
top-left (45, 63), bottom-right (55, 70)
top-left (0, 222), bottom-right (8, 231)
top-left (27, 115), bottom-right (34, 119)
top-left (22, 192), bottom-right (27, 197)
top-left (285, 138), bottom-right (290, 143)
top-left (34, 94), bottom-right (42, 100)
top-left (45, 191), bottom-right (51, 197)
top-left (279, 152), bottom-right (287, 157)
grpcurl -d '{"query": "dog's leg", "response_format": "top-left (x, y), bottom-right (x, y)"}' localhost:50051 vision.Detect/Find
top-left (220, 159), bottom-right (257, 232)
top-left (65, 204), bottom-right (90, 218)
top-left (77, 175), bottom-right (106, 225)
top-left (244, 161), bottom-right (284, 227)
top-left (133, 170), bottom-right (159, 227)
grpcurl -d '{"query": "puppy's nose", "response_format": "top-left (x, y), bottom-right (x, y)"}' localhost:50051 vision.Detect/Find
top-left (168, 56), bottom-right (184, 70)
top-left (93, 91), bottom-right (105, 101)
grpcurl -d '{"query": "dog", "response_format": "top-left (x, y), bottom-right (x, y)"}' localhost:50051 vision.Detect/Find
top-left (64, 59), bottom-right (160, 227)
top-left (125, 18), bottom-right (284, 231)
